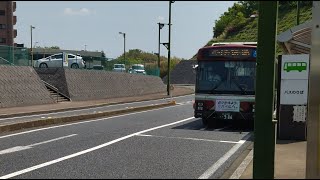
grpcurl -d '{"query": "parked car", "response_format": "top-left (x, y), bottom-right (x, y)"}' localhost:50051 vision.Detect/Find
top-left (128, 64), bottom-right (146, 75)
top-left (113, 64), bottom-right (126, 72)
top-left (33, 53), bottom-right (85, 69)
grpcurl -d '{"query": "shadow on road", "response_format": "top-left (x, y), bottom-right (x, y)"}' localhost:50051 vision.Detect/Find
top-left (172, 118), bottom-right (254, 133)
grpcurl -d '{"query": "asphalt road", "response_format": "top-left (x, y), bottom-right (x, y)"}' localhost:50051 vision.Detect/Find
top-left (0, 94), bottom-right (194, 126)
top-left (0, 98), bottom-right (252, 179)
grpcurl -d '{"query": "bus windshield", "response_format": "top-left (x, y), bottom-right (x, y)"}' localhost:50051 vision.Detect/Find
top-left (196, 61), bottom-right (256, 95)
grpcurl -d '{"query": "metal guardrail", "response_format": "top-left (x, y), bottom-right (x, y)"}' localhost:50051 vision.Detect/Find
top-left (41, 80), bottom-right (71, 102)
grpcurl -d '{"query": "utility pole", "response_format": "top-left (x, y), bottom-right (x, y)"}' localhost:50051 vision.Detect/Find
top-left (167, 1), bottom-right (174, 96)
top-left (296, 1), bottom-right (300, 25)
top-left (253, 1), bottom-right (278, 179)
top-left (30, 25), bottom-right (35, 66)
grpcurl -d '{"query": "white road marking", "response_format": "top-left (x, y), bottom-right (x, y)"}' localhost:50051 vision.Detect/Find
top-left (213, 126), bottom-right (232, 131)
top-left (0, 103), bottom-right (187, 140)
top-left (0, 94), bottom-right (194, 121)
top-left (136, 134), bottom-right (241, 144)
top-left (0, 117), bottom-right (195, 179)
top-left (0, 134), bottom-right (77, 155)
top-left (198, 133), bottom-right (252, 179)
top-left (229, 149), bottom-right (253, 179)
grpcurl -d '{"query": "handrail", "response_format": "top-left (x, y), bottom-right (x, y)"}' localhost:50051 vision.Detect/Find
top-left (0, 57), bottom-right (14, 66)
top-left (41, 80), bottom-right (71, 101)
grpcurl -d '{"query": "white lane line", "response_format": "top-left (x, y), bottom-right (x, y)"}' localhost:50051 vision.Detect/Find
top-left (0, 94), bottom-right (194, 121)
top-left (136, 134), bottom-right (241, 144)
top-left (0, 117), bottom-right (195, 179)
top-left (0, 134), bottom-right (77, 155)
top-left (198, 133), bottom-right (252, 179)
top-left (0, 103), bottom-right (188, 140)
top-left (229, 149), bottom-right (253, 179)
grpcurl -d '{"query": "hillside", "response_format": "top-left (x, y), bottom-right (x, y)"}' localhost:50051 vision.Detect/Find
top-left (191, 1), bottom-right (312, 59)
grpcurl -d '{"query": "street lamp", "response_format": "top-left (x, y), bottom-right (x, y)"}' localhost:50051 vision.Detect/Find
top-left (167, 1), bottom-right (174, 96)
top-left (84, 44), bottom-right (87, 51)
top-left (119, 32), bottom-right (126, 68)
top-left (30, 25), bottom-right (35, 66)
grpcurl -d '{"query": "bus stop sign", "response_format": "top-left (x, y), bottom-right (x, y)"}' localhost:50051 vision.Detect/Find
top-left (280, 54), bottom-right (309, 105)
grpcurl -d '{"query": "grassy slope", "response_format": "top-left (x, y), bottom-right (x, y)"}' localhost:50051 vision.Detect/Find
top-left (189, 5), bottom-right (312, 59)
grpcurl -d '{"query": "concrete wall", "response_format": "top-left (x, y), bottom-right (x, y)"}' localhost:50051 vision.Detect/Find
top-left (0, 65), bottom-right (55, 108)
top-left (163, 60), bottom-right (197, 85)
top-left (64, 69), bottom-right (167, 101)
top-left (35, 68), bottom-right (69, 97)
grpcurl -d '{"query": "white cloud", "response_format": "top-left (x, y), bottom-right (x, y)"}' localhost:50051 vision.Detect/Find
top-left (63, 8), bottom-right (95, 16)
top-left (158, 16), bottom-right (165, 21)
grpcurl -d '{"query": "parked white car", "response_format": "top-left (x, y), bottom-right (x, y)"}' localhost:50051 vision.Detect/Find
top-left (113, 64), bottom-right (126, 72)
top-left (33, 53), bottom-right (85, 69)
top-left (128, 64), bottom-right (146, 75)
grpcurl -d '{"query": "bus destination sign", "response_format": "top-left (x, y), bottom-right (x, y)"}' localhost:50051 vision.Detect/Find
top-left (209, 48), bottom-right (256, 58)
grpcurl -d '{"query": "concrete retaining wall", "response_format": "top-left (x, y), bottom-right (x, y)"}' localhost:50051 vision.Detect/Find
top-left (64, 69), bottom-right (167, 101)
top-left (163, 60), bottom-right (197, 85)
top-left (0, 65), bottom-right (55, 108)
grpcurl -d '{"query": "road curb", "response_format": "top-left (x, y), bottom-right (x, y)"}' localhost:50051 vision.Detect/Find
top-left (229, 149), bottom-right (253, 179)
top-left (0, 93), bottom-right (193, 119)
top-left (0, 101), bottom-right (176, 134)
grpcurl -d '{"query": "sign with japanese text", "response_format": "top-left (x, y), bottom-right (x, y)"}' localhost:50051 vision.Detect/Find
top-left (215, 100), bottom-right (240, 112)
top-left (280, 54), bottom-right (309, 105)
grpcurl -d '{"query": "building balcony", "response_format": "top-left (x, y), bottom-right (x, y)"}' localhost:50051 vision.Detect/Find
top-left (13, 2), bottom-right (16, 12)
top-left (13, 16), bottom-right (17, 25)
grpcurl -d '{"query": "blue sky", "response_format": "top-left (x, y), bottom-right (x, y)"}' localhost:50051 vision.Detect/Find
top-left (15, 1), bottom-right (236, 59)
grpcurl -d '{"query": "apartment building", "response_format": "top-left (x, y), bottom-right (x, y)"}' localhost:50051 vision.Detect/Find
top-left (0, 1), bottom-right (16, 46)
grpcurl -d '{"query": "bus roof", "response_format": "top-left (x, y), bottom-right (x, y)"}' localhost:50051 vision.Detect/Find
top-left (211, 42), bottom-right (257, 46)
top-left (200, 44), bottom-right (257, 51)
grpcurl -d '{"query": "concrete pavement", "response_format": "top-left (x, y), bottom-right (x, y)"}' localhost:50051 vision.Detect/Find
top-left (238, 140), bottom-right (306, 179)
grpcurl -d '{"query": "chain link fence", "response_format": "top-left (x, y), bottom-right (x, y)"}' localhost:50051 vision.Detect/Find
top-left (0, 45), bottom-right (161, 77)
top-left (0, 45), bottom-right (30, 66)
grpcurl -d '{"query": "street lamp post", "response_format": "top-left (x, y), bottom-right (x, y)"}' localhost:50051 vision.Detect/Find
top-left (167, 1), bottom-right (174, 96)
top-left (119, 32), bottom-right (126, 68)
top-left (30, 25), bottom-right (35, 66)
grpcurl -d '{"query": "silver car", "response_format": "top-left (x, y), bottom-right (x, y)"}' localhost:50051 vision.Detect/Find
top-left (113, 64), bottom-right (126, 72)
top-left (33, 53), bottom-right (85, 69)
top-left (128, 64), bottom-right (146, 75)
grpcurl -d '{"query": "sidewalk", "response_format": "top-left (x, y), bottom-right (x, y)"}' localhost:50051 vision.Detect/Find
top-left (240, 140), bottom-right (306, 179)
top-left (0, 86), bottom-right (194, 118)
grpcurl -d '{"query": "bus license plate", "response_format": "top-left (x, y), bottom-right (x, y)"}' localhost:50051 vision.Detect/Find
top-left (222, 113), bottom-right (232, 120)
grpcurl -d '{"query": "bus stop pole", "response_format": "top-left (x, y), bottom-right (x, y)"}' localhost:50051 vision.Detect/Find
top-left (306, 1), bottom-right (320, 178)
top-left (253, 1), bottom-right (278, 179)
